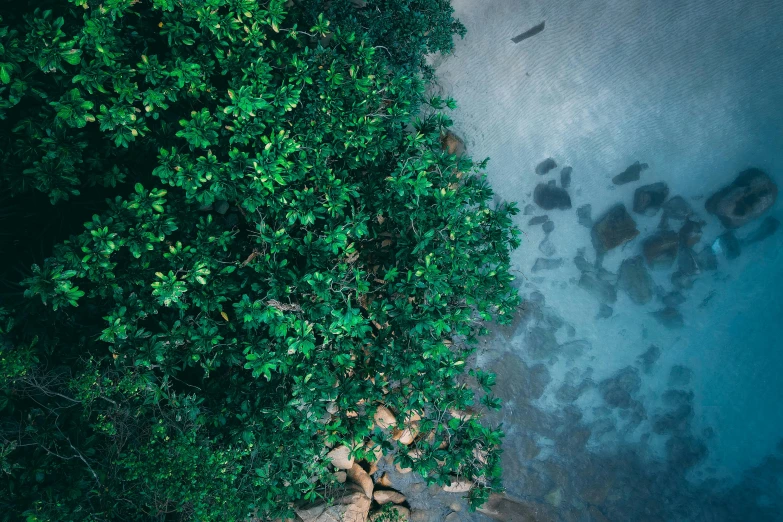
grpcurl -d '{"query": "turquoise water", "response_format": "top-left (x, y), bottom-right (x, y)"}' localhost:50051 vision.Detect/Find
top-left (435, 0), bottom-right (783, 519)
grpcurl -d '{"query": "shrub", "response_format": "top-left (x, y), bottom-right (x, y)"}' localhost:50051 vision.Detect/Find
top-left (0, 1), bottom-right (520, 520)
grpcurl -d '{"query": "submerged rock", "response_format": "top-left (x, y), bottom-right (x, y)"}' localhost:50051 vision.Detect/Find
top-left (578, 272), bottom-right (617, 304)
top-left (612, 161), bottom-right (649, 185)
top-left (538, 238), bottom-right (557, 257)
top-left (556, 380), bottom-right (592, 403)
top-left (573, 251), bottom-right (593, 273)
top-left (717, 231), bottom-right (741, 260)
top-left (592, 204), bottom-right (639, 252)
top-left (652, 307), bottom-right (684, 328)
top-left (597, 304), bottom-right (613, 319)
top-left (526, 327), bottom-right (560, 360)
top-left (528, 215), bottom-right (549, 226)
top-left (535, 157), bottom-right (558, 175)
top-left (666, 435), bottom-right (707, 469)
top-left (742, 216), bottom-right (780, 245)
top-left (599, 367), bottom-right (641, 409)
top-left (617, 256), bottom-right (654, 305)
top-left (696, 245), bottom-right (719, 271)
top-left (633, 182), bottom-right (670, 216)
top-left (542, 220), bottom-right (555, 234)
top-left (668, 365), bottom-right (693, 387)
top-left (560, 166), bottom-right (573, 188)
top-left (678, 218), bottom-right (704, 247)
top-left (577, 204), bottom-right (593, 228)
top-left (662, 291), bottom-right (686, 308)
top-left (532, 258), bottom-right (563, 273)
top-left (662, 195), bottom-right (693, 221)
top-left (524, 204), bottom-right (536, 215)
top-left (705, 168), bottom-right (778, 228)
top-left (643, 230), bottom-right (679, 268)
top-left (638, 345), bottom-right (661, 372)
top-left (534, 183), bottom-right (572, 210)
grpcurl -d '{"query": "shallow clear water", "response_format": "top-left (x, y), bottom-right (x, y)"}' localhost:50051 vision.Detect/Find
top-left (433, 0), bottom-right (783, 519)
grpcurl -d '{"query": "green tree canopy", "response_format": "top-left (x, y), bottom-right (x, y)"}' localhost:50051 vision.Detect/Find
top-left (0, 1), bottom-right (520, 520)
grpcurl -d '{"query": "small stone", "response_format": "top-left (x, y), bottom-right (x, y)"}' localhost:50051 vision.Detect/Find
top-left (577, 204), bottom-right (593, 228)
top-left (542, 220), bottom-right (555, 234)
top-left (638, 345), bottom-right (661, 372)
top-left (592, 204), bottom-right (639, 252)
top-left (535, 157), bottom-right (558, 175)
top-left (334, 471), bottom-right (347, 483)
top-left (696, 246), bottom-right (718, 270)
top-left (544, 487), bottom-right (563, 508)
top-left (633, 182), bottom-right (669, 215)
top-left (717, 232), bottom-right (741, 260)
top-left (705, 168), bottom-right (778, 228)
top-left (532, 258), bottom-right (563, 273)
top-left (612, 161), bottom-right (648, 185)
top-left (524, 204), bottom-right (536, 215)
top-left (326, 445), bottom-right (354, 470)
top-left (394, 462), bottom-right (412, 474)
top-left (617, 255), bottom-right (654, 305)
top-left (373, 489), bottom-right (406, 505)
top-left (534, 183), bottom-right (572, 210)
top-left (528, 215), bottom-right (549, 226)
top-left (444, 513), bottom-right (461, 522)
top-left (449, 503), bottom-right (462, 512)
top-left (560, 166), bottom-right (573, 188)
top-left (679, 218), bottom-right (704, 247)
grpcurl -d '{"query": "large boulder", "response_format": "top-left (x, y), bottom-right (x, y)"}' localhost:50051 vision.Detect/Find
top-left (440, 131), bottom-right (466, 157)
top-left (535, 157), bottom-right (558, 175)
top-left (705, 168), bottom-right (778, 228)
top-left (617, 256), bottom-right (654, 305)
top-left (592, 204), bottom-right (639, 252)
top-left (612, 161), bottom-right (648, 185)
top-left (642, 230), bottom-right (679, 268)
top-left (633, 182), bottom-right (669, 215)
top-left (534, 183), bottom-right (572, 210)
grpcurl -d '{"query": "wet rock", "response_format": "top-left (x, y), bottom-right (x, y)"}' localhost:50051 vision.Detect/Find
top-left (705, 168), bottom-right (778, 228)
top-left (638, 345), bottom-right (661, 372)
top-left (491, 352), bottom-right (551, 401)
top-left (597, 267), bottom-right (618, 286)
top-left (679, 218), bottom-right (704, 248)
top-left (592, 204), bottom-right (639, 252)
top-left (560, 166), bottom-right (573, 188)
top-left (642, 230), bottom-right (679, 268)
top-left (662, 291), bottom-right (686, 308)
top-left (617, 256), bottom-right (654, 305)
top-left (532, 258), bottom-right (563, 273)
top-left (578, 272), bottom-right (617, 304)
top-left (717, 231), bottom-right (741, 260)
top-left (662, 195), bottom-right (693, 221)
top-left (441, 131), bottom-right (466, 156)
top-left (633, 182), bottom-right (670, 216)
top-left (597, 304), bottom-right (613, 319)
top-left (524, 204), bottom-right (536, 215)
top-left (612, 161), bottom-right (648, 185)
top-left (477, 494), bottom-right (558, 522)
top-left (535, 158), bottom-right (558, 175)
top-left (599, 367), bottom-right (641, 409)
top-left (534, 183), bottom-right (572, 210)
top-left (652, 307), bottom-right (684, 329)
top-left (696, 245), bottom-right (719, 270)
top-left (577, 204), bottom-right (593, 228)
top-left (742, 216), bottom-right (780, 245)
top-left (538, 238), bottom-right (557, 257)
top-left (668, 365), bottom-right (693, 387)
top-left (542, 220), bottom-right (555, 234)
top-left (526, 327), bottom-right (560, 360)
top-left (528, 215), bottom-right (549, 226)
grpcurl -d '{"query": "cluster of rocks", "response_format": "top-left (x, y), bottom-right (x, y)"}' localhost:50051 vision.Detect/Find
top-left (577, 163), bottom-right (779, 328)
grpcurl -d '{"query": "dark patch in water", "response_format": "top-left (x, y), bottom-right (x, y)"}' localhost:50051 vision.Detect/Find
top-left (512, 21), bottom-right (545, 44)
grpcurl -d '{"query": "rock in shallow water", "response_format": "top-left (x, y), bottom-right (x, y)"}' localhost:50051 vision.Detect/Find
top-left (597, 303), bottom-right (613, 319)
top-left (638, 345), bottom-right (661, 372)
top-left (652, 307), bottom-right (684, 328)
top-left (528, 215), bottom-right (549, 226)
top-left (612, 161), bottom-right (648, 185)
top-left (662, 195), bottom-right (693, 220)
top-left (535, 157), bottom-right (558, 175)
top-left (560, 166), bottom-right (573, 188)
top-left (633, 182), bottom-right (670, 215)
top-left (705, 168), bottom-right (778, 228)
top-left (643, 230), bottom-right (679, 268)
top-left (578, 272), bottom-right (617, 304)
top-left (532, 258), bottom-right (563, 272)
top-left (742, 216), bottom-right (780, 245)
top-left (577, 204), bottom-right (593, 228)
top-left (717, 231), bottom-right (741, 260)
top-left (599, 366), bottom-right (641, 409)
top-left (538, 238), bottom-right (557, 257)
top-left (592, 204), bottom-right (639, 252)
top-left (542, 220), bottom-right (555, 234)
top-left (617, 256), bottom-right (654, 305)
top-left (534, 183), bottom-right (572, 210)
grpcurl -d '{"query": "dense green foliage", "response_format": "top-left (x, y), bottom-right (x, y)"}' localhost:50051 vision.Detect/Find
top-left (0, 1), bottom-right (520, 520)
